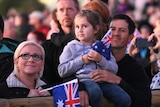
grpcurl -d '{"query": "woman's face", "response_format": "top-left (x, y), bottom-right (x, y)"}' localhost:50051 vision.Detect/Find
top-left (15, 45), bottom-right (44, 77)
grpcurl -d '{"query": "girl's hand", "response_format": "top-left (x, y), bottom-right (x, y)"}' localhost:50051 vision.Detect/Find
top-left (88, 50), bottom-right (102, 62)
top-left (82, 54), bottom-right (90, 64)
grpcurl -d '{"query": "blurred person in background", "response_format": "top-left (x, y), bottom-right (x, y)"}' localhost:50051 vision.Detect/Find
top-left (0, 14), bottom-right (19, 83)
top-left (142, 0), bottom-right (159, 22)
top-left (128, 23), bottom-right (154, 82)
top-left (29, 10), bottom-right (50, 38)
top-left (14, 12), bottom-right (33, 42)
top-left (46, 9), bottom-right (60, 40)
top-left (3, 19), bottom-right (16, 39)
top-left (27, 30), bottom-right (46, 44)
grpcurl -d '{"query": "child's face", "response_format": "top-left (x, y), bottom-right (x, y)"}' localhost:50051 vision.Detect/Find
top-left (74, 16), bottom-right (98, 45)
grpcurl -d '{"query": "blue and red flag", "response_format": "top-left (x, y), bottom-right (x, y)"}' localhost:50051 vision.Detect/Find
top-left (92, 29), bottom-right (112, 60)
top-left (52, 79), bottom-right (80, 107)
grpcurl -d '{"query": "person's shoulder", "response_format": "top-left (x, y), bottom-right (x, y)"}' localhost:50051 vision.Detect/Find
top-left (41, 39), bottom-right (55, 48)
top-left (67, 39), bottom-right (79, 45)
top-left (0, 80), bottom-right (8, 87)
top-left (0, 38), bottom-right (19, 52)
top-left (119, 54), bottom-right (144, 69)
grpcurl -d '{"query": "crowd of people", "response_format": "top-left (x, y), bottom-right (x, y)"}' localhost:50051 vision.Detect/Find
top-left (0, 0), bottom-right (160, 107)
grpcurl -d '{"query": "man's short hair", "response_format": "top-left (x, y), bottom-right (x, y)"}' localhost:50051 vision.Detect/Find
top-left (109, 14), bottom-right (136, 35)
top-left (0, 14), bottom-right (4, 33)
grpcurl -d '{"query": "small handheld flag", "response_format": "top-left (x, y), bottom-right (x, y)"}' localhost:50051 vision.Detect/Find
top-left (92, 29), bottom-right (112, 60)
top-left (52, 79), bottom-right (80, 107)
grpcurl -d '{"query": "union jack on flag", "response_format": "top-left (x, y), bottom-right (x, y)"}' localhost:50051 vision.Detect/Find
top-left (101, 29), bottom-right (112, 48)
top-left (92, 29), bottom-right (112, 60)
top-left (52, 79), bottom-right (80, 107)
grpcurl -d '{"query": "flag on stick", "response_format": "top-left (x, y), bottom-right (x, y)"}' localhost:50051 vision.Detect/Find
top-left (92, 29), bottom-right (112, 60)
top-left (52, 79), bottom-right (80, 107)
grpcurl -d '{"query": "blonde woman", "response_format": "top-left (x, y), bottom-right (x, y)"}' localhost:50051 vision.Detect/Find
top-left (0, 41), bottom-right (50, 98)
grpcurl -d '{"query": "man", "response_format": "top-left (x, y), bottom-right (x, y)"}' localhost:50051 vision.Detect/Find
top-left (0, 15), bottom-right (19, 82)
top-left (91, 14), bottom-right (151, 107)
top-left (42, 0), bottom-right (79, 87)
top-left (41, 0), bottom-right (89, 106)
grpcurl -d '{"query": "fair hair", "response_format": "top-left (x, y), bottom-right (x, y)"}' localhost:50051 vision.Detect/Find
top-left (13, 41), bottom-right (45, 78)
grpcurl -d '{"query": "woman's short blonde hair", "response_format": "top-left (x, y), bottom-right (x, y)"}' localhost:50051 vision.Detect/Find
top-left (13, 41), bottom-right (45, 78)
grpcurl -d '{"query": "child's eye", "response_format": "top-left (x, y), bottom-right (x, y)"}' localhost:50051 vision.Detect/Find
top-left (82, 25), bottom-right (87, 28)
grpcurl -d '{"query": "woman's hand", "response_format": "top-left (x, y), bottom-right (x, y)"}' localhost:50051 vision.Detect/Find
top-left (28, 87), bottom-right (51, 97)
top-left (38, 87), bottom-right (51, 96)
top-left (28, 89), bottom-right (40, 97)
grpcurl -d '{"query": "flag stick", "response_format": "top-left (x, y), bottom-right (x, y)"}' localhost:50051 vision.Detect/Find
top-left (39, 86), bottom-right (54, 93)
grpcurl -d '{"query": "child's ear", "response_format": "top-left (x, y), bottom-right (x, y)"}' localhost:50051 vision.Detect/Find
top-left (94, 25), bottom-right (100, 34)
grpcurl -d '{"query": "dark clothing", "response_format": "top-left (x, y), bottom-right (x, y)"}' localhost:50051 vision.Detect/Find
top-left (134, 48), bottom-right (150, 68)
top-left (117, 54), bottom-right (151, 107)
top-left (41, 31), bottom-right (75, 87)
top-left (0, 81), bottom-right (30, 98)
top-left (133, 48), bottom-right (153, 83)
top-left (0, 38), bottom-right (19, 83)
top-left (0, 53), bottom-right (14, 82)
top-left (0, 80), bottom-right (49, 98)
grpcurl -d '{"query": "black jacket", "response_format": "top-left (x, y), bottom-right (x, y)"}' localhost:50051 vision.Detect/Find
top-left (0, 81), bottom-right (50, 98)
top-left (0, 38), bottom-right (19, 82)
top-left (0, 81), bottom-right (30, 98)
top-left (118, 54), bottom-right (151, 107)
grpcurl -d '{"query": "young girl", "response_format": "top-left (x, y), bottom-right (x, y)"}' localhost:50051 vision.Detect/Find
top-left (58, 10), bottom-right (131, 107)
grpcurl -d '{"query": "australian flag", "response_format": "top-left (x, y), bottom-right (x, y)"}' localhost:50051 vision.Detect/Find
top-left (92, 29), bottom-right (112, 60)
top-left (52, 79), bottom-right (80, 107)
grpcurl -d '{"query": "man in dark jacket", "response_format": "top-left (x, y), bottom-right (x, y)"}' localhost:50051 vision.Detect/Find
top-left (91, 14), bottom-right (151, 107)
top-left (41, 0), bottom-right (79, 86)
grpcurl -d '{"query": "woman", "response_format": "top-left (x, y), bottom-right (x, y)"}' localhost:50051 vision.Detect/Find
top-left (0, 41), bottom-right (50, 98)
